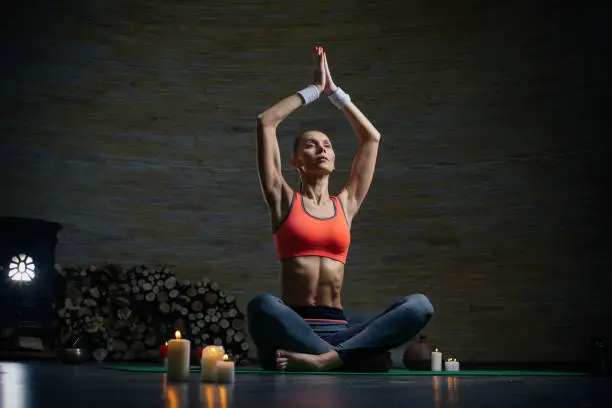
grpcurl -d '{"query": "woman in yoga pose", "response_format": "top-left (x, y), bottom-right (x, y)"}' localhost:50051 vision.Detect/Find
top-left (248, 46), bottom-right (434, 372)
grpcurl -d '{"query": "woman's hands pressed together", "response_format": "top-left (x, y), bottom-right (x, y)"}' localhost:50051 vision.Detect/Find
top-left (322, 51), bottom-right (338, 95)
top-left (312, 45), bottom-right (339, 96)
top-left (312, 46), bottom-right (326, 94)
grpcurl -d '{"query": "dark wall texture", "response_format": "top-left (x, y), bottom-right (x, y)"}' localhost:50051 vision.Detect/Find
top-left (1, 0), bottom-right (610, 362)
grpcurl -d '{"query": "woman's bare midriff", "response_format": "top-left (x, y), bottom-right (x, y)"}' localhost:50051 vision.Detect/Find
top-left (280, 256), bottom-right (345, 309)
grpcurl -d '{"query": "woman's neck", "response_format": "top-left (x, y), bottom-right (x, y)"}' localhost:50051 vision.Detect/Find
top-left (300, 175), bottom-right (330, 205)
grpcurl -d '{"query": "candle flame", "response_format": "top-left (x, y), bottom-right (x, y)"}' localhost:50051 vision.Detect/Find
top-left (223, 354), bottom-right (229, 361)
top-left (165, 341), bottom-right (168, 346)
top-left (211, 347), bottom-right (216, 352)
top-left (435, 348), bottom-right (438, 352)
top-left (453, 358), bottom-right (457, 362)
top-left (175, 330), bottom-right (181, 339)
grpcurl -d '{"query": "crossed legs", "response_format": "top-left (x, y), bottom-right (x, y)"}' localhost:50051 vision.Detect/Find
top-left (246, 293), bottom-right (434, 371)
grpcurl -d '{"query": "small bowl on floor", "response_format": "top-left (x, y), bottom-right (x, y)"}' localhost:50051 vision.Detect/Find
top-left (57, 347), bottom-right (91, 364)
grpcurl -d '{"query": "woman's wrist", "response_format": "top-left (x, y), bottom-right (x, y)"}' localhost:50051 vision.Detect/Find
top-left (328, 87), bottom-right (351, 109)
top-left (297, 84), bottom-right (322, 105)
top-left (325, 84), bottom-right (338, 95)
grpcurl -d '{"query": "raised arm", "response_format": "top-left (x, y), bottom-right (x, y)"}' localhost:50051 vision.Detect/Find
top-left (256, 47), bottom-right (327, 208)
top-left (256, 96), bottom-right (302, 206)
top-left (323, 52), bottom-right (381, 219)
top-left (338, 103), bottom-right (381, 217)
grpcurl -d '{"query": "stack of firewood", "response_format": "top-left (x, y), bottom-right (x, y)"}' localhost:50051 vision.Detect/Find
top-left (54, 263), bottom-right (249, 363)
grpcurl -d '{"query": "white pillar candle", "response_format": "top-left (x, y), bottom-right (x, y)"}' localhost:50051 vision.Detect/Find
top-left (167, 331), bottom-right (191, 382)
top-left (214, 354), bottom-right (235, 383)
top-left (201, 345), bottom-right (225, 382)
top-left (431, 348), bottom-right (442, 371)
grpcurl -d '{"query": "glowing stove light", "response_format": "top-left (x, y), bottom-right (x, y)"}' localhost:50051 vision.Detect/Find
top-left (8, 253), bottom-right (36, 282)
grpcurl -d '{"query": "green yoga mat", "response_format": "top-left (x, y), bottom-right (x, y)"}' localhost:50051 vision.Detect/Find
top-left (100, 365), bottom-right (586, 377)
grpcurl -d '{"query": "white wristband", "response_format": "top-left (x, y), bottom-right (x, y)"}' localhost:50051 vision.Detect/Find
top-left (328, 87), bottom-right (351, 109)
top-left (297, 85), bottom-right (321, 105)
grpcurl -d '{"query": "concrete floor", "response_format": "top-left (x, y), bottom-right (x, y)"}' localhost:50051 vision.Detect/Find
top-left (1, 361), bottom-right (611, 408)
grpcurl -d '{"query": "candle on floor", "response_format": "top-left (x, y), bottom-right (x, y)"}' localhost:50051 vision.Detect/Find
top-left (160, 341), bottom-right (169, 367)
top-left (201, 345), bottom-right (225, 382)
top-left (167, 331), bottom-right (191, 382)
top-left (431, 348), bottom-right (442, 371)
top-left (445, 358), bottom-right (453, 371)
top-left (214, 354), bottom-right (235, 383)
top-left (452, 358), bottom-right (460, 371)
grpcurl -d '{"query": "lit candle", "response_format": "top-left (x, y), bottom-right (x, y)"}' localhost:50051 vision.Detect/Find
top-left (431, 348), bottom-right (442, 371)
top-left (214, 354), bottom-right (235, 383)
top-left (452, 358), bottom-right (460, 372)
top-left (167, 331), bottom-right (191, 382)
top-left (200, 345), bottom-right (225, 382)
top-left (160, 341), bottom-right (169, 367)
top-left (445, 357), bottom-right (453, 371)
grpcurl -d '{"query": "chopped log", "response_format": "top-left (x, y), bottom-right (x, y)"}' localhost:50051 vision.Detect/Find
top-left (156, 291), bottom-right (168, 303)
top-left (164, 277), bottom-right (177, 290)
top-left (192, 301), bottom-right (203, 312)
top-left (144, 334), bottom-right (157, 347)
top-left (54, 264), bottom-right (250, 363)
top-left (93, 348), bottom-right (108, 362)
top-left (232, 319), bottom-right (244, 330)
top-left (89, 287), bottom-right (101, 299)
top-left (159, 303), bottom-right (170, 314)
top-left (204, 292), bottom-right (217, 304)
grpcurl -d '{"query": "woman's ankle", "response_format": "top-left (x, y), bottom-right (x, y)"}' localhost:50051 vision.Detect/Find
top-left (318, 350), bottom-right (343, 371)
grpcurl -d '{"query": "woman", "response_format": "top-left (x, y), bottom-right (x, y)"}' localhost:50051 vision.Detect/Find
top-left (248, 46), bottom-right (434, 372)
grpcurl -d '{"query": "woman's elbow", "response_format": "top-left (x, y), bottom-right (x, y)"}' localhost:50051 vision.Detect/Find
top-left (257, 113), bottom-right (277, 128)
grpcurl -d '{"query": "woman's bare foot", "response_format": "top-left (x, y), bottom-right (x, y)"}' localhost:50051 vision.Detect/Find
top-left (275, 351), bottom-right (289, 371)
top-left (275, 349), bottom-right (342, 372)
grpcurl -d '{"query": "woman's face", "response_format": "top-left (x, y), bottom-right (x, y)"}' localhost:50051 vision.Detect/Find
top-left (292, 131), bottom-right (335, 174)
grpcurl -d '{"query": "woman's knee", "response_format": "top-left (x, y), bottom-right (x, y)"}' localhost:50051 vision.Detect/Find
top-left (246, 293), bottom-right (280, 318)
top-left (401, 293), bottom-right (434, 320)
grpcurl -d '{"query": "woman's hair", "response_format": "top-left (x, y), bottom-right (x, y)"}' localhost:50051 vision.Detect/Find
top-left (292, 133), bottom-right (303, 156)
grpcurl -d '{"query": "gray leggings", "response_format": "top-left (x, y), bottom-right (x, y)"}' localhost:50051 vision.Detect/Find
top-left (246, 293), bottom-right (434, 370)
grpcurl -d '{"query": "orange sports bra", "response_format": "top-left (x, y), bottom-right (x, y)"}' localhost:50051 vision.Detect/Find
top-left (273, 192), bottom-right (351, 264)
